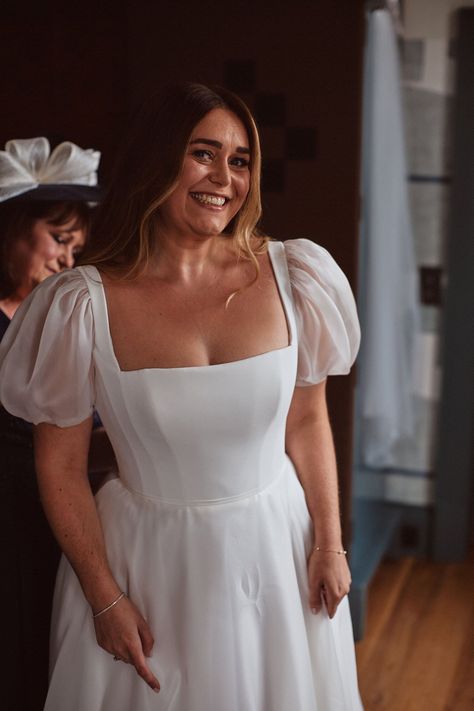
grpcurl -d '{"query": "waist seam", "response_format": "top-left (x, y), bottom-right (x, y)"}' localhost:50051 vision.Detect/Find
top-left (118, 462), bottom-right (287, 508)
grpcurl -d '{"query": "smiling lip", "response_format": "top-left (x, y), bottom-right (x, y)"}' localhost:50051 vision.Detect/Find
top-left (190, 192), bottom-right (230, 208)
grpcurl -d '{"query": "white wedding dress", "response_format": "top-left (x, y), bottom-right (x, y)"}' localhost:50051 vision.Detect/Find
top-left (0, 238), bottom-right (363, 710)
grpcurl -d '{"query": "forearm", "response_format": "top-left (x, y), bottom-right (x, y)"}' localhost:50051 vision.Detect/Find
top-left (285, 412), bottom-right (343, 547)
top-left (34, 423), bottom-right (121, 610)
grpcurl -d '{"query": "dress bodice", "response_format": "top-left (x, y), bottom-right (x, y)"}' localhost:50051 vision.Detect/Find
top-left (0, 237), bottom-right (360, 504)
top-left (78, 240), bottom-right (298, 503)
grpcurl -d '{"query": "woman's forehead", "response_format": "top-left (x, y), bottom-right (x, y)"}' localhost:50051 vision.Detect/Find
top-left (191, 108), bottom-right (250, 148)
top-left (44, 218), bottom-right (78, 232)
top-left (44, 211), bottom-right (87, 232)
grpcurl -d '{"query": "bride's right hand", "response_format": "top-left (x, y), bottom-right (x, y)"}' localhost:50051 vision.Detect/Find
top-left (93, 595), bottom-right (160, 693)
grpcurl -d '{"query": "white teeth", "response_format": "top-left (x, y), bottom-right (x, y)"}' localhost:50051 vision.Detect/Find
top-left (191, 193), bottom-right (226, 206)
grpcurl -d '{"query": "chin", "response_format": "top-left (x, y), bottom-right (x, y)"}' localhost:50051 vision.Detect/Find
top-left (193, 221), bottom-right (228, 237)
top-left (38, 268), bottom-right (56, 283)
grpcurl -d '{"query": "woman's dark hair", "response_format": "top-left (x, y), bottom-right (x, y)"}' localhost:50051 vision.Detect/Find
top-left (79, 82), bottom-right (268, 279)
top-left (0, 201), bottom-right (91, 298)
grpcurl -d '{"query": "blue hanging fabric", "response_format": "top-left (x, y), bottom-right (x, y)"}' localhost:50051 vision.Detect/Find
top-left (358, 9), bottom-right (421, 468)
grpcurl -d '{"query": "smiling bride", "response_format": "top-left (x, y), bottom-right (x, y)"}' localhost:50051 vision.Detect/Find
top-left (0, 82), bottom-right (363, 710)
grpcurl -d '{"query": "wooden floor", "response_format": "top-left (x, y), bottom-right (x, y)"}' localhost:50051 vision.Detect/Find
top-left (355, 544), bottom-right (474, 711)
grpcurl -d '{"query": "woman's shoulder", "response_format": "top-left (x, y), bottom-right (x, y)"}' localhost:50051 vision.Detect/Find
top-left (282, 237), bottom-right (350, 287)
top-left (1, 269), bottom-right (93, 349)
top-left (283, 237), bottom-right (332, 262)
top-left (281, 239), bottom-right (361, 386)
top-left (42, 266), bottom-right (90, 287)
top-left (26, 267), bottom-right (91, 307)
top-left (0, 267), bottom-right (96, 427)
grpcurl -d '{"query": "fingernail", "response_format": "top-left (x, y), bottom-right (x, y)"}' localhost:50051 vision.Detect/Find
top-left (311, 607), bottom-right (318, 615)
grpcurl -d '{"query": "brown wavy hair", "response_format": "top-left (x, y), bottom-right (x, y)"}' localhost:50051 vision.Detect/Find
top-left (78, 83), bottom-right (270, 288)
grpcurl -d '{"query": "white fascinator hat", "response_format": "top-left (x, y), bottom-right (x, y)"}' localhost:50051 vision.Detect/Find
top-left (0, 136), bottom-right (101, 203)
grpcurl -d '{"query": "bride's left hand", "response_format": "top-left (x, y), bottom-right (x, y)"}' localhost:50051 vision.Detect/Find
top-left (307, 548), bottom-right (352, 619)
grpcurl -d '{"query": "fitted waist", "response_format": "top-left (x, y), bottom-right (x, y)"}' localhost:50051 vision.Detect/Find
top-left (115, 458), bottom-right (289, 508)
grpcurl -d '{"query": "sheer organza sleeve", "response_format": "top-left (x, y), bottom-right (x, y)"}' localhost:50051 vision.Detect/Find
top-left (0, 270), bottom-right (95, 426)
top-left (284, 238), bottom-right (361, 386)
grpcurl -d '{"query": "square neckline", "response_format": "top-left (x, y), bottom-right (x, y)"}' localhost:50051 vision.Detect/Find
top-left (84, 240), bottom-right (294, 374)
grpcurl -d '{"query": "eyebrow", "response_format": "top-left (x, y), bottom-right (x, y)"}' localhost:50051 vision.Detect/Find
top-left (190, 138), bottom-right (250, 154)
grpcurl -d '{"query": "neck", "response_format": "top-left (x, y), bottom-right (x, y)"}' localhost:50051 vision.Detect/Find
top-left (0, 278), bottom-right (36, 319)
top-left (146, 230), bottom-right (233, 284)
top-left (0, 295), bottom-right (22, 320)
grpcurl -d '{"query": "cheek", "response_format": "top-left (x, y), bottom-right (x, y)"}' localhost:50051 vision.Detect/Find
top-left (160, 193), bottom-right (183, 223)
top-left (236, 174), bottom-right (250, 203)
top-left (177, 161), bottom-right (201, 197)
top-left (30, 233), bottom-right (60, 261)
top-left (74, 232), bottom-right (86, 252)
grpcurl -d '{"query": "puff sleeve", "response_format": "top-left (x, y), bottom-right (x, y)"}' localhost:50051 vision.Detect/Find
top-left (0, 270), bottom-right (95, 427)
top-left (284, 238), bottom-right (361, 386)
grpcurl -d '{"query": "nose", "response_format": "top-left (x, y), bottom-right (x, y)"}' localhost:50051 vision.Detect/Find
top-left (209, 157), bottom-right (231, 186)
top-left (58, 245), bottom-right (75, 270)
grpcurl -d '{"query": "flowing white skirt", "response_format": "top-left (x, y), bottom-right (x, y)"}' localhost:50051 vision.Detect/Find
top-left (45, 459), bottom-right (363, 711)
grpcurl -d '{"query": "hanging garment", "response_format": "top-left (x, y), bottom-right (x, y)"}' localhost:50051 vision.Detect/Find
top-left (358, 9), bottom-right (421, 467)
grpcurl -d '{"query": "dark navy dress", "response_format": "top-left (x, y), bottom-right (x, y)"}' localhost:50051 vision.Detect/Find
top-left (0, 309), bottom-right (61, 711)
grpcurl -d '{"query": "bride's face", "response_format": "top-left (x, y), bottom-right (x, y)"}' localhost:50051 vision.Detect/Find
top-left (157, 108), bottom-right (251, 239)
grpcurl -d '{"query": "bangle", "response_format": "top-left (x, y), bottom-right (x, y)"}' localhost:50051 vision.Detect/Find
top-left (92, 592), bottom-right (126, 619)
top-left (313, 546), bottom-right (347, 555)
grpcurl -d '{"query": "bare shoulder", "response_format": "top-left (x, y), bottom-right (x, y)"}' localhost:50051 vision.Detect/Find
top-left (97, 266), bottom-right (134, 293)
top-left (213, 234), bottom-right (264, 276)
top-left (249, 233), bottom-right (271, 255)
top-left (220, 232), bottom-right (269, 253)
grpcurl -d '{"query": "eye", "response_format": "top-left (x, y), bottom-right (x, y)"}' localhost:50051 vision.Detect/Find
top-left (191, 148), bottom-right (214, 162)
top-left (51, 233), bottom-right (67, 245)
top-left (230, 156), bottom-right (250, 169)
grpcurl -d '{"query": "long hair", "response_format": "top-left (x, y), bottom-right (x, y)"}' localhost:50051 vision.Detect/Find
top-left (0, 201), bottom-right (90, 299)
top-left (79, 83), bottom-right (269, 282)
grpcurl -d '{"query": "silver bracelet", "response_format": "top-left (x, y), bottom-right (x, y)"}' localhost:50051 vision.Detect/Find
top-left (92, 592), bottom-right (126, 619)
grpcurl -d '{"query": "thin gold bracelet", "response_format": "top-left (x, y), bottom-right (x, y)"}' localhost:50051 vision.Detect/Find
top-left (312, 546), bottom-right (347, 555)
top-left (92, 592), bottom-right (126, 619)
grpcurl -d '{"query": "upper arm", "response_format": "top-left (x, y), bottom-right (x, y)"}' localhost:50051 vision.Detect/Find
top-left (0, 270), bottom-right (95, 428)
top-left (284, 238), bottom-right (361, 388)
top-left (286, 379), bottom-right (329, 443)
top-left (34, 416), bottom-right (94, 483)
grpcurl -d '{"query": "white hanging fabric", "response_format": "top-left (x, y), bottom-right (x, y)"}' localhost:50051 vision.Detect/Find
top-left (358, 9), bottom-right (421, 468)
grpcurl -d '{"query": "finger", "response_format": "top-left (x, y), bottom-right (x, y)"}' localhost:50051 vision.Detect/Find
top-left (131, 648), bottom-right (160, 693)
top-left (138, 620), bottom-right (155, 658)
top-left (326, 590), bottom-right (344, 619)
top-left (309, 583), bottom-right (325, 614)
top-left (321, 586), bottom-right (329, 612)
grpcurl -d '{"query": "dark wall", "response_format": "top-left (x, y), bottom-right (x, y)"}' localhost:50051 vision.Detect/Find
top-left (1, 0), bottom-right (365, 543)
top-left (1, 4), bottom-right (128, 177)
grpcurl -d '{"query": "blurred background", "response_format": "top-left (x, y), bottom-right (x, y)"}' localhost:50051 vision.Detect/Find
top-left (1, 1), bottom-right (473, 709)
